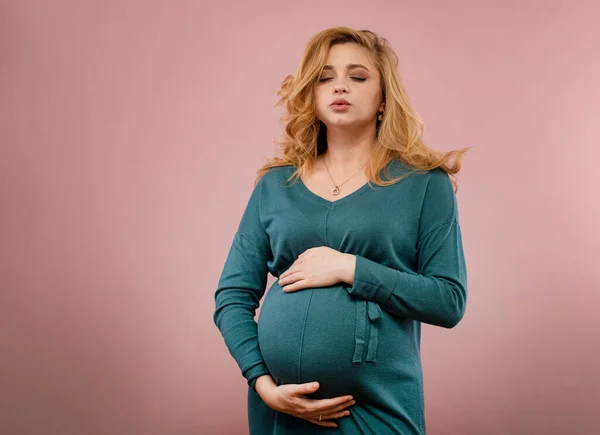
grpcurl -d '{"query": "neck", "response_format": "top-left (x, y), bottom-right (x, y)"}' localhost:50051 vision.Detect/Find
top-left (322, 125), bottom-right (376, 171)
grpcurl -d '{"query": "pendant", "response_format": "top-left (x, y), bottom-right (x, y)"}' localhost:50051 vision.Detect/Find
top-left (331, 186), bottom-right (340, 196)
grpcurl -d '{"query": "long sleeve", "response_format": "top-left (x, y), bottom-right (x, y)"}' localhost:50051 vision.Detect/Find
top-left (347, 169), bottom-right (467, 328)
top-left (213, 178), bottom-right (272, 390)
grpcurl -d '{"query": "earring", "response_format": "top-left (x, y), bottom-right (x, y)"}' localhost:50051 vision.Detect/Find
top-left (378, 112), bottom-right (383, 121)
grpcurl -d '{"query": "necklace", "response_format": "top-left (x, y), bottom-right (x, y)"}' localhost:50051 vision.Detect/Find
top-left (323, 157), bottom-right (368, 196)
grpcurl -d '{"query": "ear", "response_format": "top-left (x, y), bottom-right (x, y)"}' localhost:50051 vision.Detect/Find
top-left (379, 102), bottom-right (385, 112)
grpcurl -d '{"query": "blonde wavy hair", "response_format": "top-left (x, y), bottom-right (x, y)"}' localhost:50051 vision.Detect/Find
top-left (255, 26), bottom-right (471, 191)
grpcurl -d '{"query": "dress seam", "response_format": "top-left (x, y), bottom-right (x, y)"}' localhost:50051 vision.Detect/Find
top-left (419, 219), bottom-right (457, 241)
top-left (324, 207), bottom-right (331, 246)
top-left (237, 232), bottom-right (269, 255)
top-left (296, 290), bottom-right (314, 384)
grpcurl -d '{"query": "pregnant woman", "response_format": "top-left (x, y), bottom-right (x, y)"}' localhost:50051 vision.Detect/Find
top-left (213, 26), bottom-right (469, 434)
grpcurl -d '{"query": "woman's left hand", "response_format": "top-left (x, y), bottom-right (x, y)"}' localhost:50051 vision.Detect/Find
top-left (279, 247), bottom-right (355, 293)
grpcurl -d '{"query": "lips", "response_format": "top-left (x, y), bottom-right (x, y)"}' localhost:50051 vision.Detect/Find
top-left (330, 99), bottom-right (350, 106)
top-left (330, 99), bottom-right (351, 112)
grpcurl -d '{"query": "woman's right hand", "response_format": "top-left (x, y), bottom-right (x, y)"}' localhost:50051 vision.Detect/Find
top-left (254, 375), bottom-right (355, 428)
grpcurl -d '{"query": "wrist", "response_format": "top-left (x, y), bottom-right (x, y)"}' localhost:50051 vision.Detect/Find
top-left (255, 374), bottom-right (276, 400)
top-left (339, 253), bottom-right (356, 285)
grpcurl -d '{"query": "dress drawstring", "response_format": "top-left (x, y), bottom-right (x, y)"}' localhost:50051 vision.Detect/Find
top-left (352, 300), bottom-right (383, 363)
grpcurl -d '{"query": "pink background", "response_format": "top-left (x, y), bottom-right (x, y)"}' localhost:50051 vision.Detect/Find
top-left (1, 1), bottom-right (599, 434)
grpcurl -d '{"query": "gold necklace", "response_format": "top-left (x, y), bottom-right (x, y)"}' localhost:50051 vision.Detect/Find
top-left (323, 157), bottom-right (368, 196)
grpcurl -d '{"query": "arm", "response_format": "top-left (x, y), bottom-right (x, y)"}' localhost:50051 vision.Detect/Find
top-left (342, 169), bottom-right (467, 328)
top-left (213, 178), bottom-right (272, 390)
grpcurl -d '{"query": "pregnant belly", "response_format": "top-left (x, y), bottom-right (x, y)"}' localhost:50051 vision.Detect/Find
top-left (257, 281), bottom-right (358, 398)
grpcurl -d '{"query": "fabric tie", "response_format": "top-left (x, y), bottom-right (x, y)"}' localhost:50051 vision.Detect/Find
top-left (352, 300), bottom-right (383, 363)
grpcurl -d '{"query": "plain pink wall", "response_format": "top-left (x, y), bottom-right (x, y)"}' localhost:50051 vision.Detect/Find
top-left (1, 1), bottom-right (599, 434)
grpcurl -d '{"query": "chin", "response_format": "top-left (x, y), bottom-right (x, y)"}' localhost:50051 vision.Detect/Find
top-left (322, 118), bottom-right (359, 128)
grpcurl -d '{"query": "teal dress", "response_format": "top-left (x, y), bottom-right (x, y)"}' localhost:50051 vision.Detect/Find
top-left (214, 159), bottom-right (468, 434)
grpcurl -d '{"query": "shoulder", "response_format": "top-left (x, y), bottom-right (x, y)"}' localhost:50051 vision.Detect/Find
top-left (383, 159), bottom-right (452, 193)
top-left (252, 165), bottom-right (296, 201)
top-left (256, 165), bottom-right (294, 189)
top-left (419, 168), bottom-right (459, 229)
top-left (424, 167), bottom-right (454, 197)
top-left (259, 165), bottom-right (294, 182)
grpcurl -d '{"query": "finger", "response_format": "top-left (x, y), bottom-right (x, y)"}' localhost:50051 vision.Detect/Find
top-left (305, 408), bottom-right (352, 428)
top-left (283, 279), bottom-right (309, 293)
top-left (280, 264), bottom-right (301, 280)
top-left (320, 399), bottom-right (356, 414)
top-left (279, 271), bottom-right (302, 286)
top-left (320, 409), bottom-right (352, 420)
top-left (308, 419), bottom-right (338, 428)
top-left (302, 398), bottom-right (355, 418)
top-left (308, 395), bottom-right (354, 411)
top-left (294, 382), bottom-right (320, 395)
top-left (292, 396), bottom-right (354, 418)
top-left (290, 382), bottom-right (352, 404)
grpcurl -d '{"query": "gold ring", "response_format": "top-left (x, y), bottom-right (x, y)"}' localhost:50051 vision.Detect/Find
top-left (319, 414), bottom-right (323, 421)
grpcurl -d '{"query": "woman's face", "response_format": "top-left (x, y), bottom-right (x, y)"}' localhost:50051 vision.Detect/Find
top-left (314, 43), bottom-right (384, 130)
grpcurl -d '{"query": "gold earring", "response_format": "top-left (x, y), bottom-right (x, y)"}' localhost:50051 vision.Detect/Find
top-left (378, 112), bottom-right (383, 121)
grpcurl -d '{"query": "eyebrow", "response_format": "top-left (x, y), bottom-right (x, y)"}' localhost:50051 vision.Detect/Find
top-left (321, 63), bottom-right (370, 72)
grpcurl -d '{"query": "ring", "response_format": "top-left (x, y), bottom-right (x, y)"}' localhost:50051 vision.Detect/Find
top-left (319, 415), bottom-right (323, 421)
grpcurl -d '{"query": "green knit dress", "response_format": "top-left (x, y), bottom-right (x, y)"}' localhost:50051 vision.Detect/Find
top-left (214, 159), bottom-right (468, 434)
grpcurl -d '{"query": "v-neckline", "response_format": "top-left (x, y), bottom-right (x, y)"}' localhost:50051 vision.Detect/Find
top-left (293, 167), bottom-right (373, 208)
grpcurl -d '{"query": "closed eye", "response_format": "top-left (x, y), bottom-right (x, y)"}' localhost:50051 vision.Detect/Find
top-left (318, 77), bottom-right (367, 82)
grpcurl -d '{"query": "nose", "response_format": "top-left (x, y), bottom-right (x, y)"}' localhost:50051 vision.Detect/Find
top-left (334, 83), bottom-right (348, 94)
